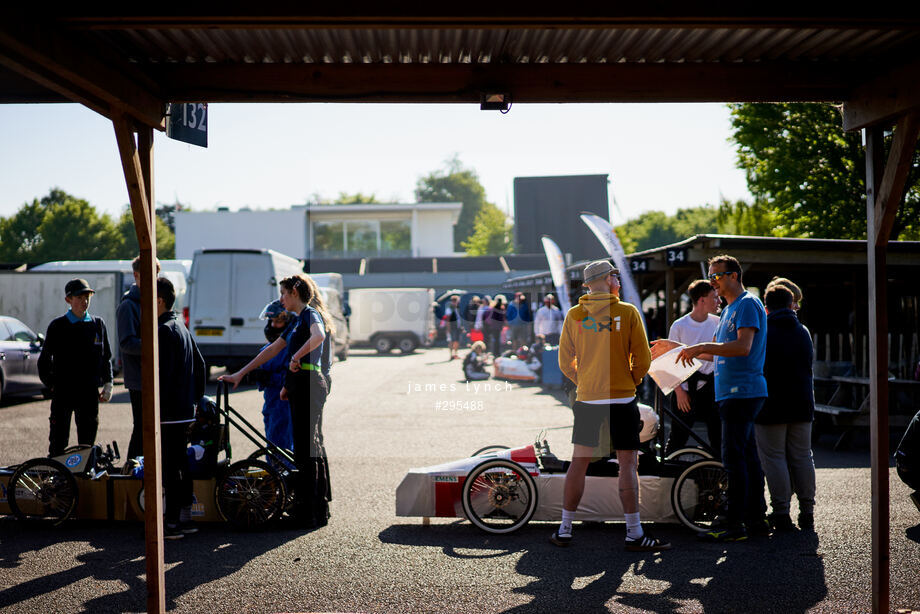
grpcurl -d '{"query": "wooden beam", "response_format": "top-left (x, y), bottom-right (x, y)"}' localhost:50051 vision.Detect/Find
top-left (57, 9), bottom-right (920, 30)
top-left (159, 62), bottom-right (855, 104)
top-left (865, 124), bottom-right (889, 614)
top-left (874, 112), bottom-right (920, 243)
top-left (0, 19), bottom-right (165, 129)
top-left (843, 59), bottom-right (920, 131)
top-left (113, 116), bottom-right (165, 614)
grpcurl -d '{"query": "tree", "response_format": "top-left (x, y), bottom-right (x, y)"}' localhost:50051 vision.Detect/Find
top-left (0, 198), bottom-right (48, 262)
top-left (115, 209), bottom-right (176, 259)
top-left (615, 205), bottom-right (719, 253)
top-left (0, 189), bottom-right (122, 262)
top-left (717, 199), bottom-right (779, 237)
top-left (729, 102), bottom-right (920, 240)
top-left (415, 155), bottom-right (492, 251)
top-left (461, 203), bottom-right (514, 256)
top-left (32, 197), bottom-right (122, 261)
top-left (333, 192), bottom-right (379, 204)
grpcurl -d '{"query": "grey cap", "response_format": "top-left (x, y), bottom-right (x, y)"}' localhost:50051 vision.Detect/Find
top-left (583, 260), bottom-right (617, 283)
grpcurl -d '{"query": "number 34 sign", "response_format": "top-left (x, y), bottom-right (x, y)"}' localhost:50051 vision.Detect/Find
top-left (166, 103), bottom-right (208, 147)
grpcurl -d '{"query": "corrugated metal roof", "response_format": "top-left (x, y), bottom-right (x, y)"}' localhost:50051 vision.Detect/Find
top-left (86, 27), bottom-right (920, 65)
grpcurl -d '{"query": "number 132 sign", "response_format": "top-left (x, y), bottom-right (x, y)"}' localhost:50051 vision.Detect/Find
top-left (166, 103), bottom-right (208, 148)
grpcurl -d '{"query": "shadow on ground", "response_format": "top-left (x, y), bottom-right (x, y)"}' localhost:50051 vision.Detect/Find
top-left (381, 522), bottom-right (827, 614)
top-left (0, 518), bottom-right (296, 613)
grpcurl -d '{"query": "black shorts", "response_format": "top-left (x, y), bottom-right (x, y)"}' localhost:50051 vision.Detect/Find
top-left (571, 399), bottom-right (641, 450)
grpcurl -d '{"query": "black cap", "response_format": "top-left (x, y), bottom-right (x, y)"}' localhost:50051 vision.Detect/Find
top-left (65, 278), bottom-right (94, 297)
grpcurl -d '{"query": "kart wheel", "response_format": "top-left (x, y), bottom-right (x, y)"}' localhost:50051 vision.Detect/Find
top-left (471, 445), bottom-right (510, 457)
top-left (461, 459), bottom-right (537, 535)
top-left (215, 459), bottom-right (287, 530)
top-left (8, 458), bottom-right (78, 526)
top-left (664, 447), bottom-right (714, 464)
top-left (671, 459), bottom-right (728, 532)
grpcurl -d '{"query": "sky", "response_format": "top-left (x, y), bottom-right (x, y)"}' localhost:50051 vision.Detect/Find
top-left (0, 102), bottom-right (751, 225)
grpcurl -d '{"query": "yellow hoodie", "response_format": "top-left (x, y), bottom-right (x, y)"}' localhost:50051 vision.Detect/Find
top-left (558, 293), bottom-right (651, 401)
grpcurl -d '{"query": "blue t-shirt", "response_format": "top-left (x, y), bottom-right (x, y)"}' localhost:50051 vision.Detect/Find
top-left (714, 291), bottom-right (768, 401)
top-left (284, 306), bottom-right (324, 367)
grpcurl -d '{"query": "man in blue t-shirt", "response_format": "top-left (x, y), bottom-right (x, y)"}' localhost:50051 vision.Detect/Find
top-left (651, 254), bottom-right (768, 542)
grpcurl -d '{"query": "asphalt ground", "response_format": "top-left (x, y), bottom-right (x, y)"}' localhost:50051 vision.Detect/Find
top-left (0, 347), bottom-right (918, 614)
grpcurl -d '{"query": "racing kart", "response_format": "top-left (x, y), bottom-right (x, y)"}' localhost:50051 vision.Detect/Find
top-left (396, 399), bottom-right (726, 535)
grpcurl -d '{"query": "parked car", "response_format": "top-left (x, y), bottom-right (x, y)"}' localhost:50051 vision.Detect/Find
top-left (0, 316), bottom-right (45, 402)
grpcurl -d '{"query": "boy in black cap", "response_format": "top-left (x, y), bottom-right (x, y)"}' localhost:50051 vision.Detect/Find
top-left (38, 278), bottom-right (113, 456)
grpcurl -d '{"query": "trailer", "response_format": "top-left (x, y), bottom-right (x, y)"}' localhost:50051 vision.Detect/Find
top-left (347, 287), bottom-right (436, 354)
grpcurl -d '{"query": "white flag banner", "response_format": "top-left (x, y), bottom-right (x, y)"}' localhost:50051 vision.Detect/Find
top-left (580, 212), bottom-right (647, 331)
top-left (540, 236), bottom-right (571, 312)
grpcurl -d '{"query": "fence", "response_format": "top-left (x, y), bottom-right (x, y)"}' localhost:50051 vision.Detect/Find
top-left (812, 331), bottom-right (920, 379)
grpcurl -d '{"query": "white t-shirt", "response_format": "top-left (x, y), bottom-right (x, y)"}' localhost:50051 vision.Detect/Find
top-left (668, 312), bottom-right (720, 389)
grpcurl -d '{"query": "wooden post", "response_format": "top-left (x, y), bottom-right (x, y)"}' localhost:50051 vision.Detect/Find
top-left (865, 112), bottom-right (920, 614)
top-left (114, 116), bottom-right (165, 614)
top-left (865, 124), bottom-right (889, 614)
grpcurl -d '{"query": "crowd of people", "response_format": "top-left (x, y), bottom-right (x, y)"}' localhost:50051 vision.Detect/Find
top-left (545, 254), bottom-right (819, 550)
top-left (33, 249), bottom-right (825, 545)
top-left (36, 258), bottom-right (335, 538)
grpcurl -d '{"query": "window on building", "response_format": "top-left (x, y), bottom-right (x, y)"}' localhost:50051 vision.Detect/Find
top-left (346, 221), bottom-right (378, 255)
top-left (381, 220), bottom-right (411, 252)
top-left (314, 221), bottom-right (344, 253)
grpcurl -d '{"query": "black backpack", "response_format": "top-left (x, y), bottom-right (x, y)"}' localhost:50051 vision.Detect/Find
top-left (895, 408), bottom-right (920, 491)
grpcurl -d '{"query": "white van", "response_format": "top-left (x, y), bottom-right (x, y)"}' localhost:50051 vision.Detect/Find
top-left (187, 249), bottom-right (303, 369)
top-left (348, 288), bottom-right (436, 354)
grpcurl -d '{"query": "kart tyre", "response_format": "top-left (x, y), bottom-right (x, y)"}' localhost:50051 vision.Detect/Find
top-left (664, 447), bottom-right (714, 464)
top-left (471, 445), bottom-right (510, 457)
top-left (247, 447), bottom-right (297, 511)
top-left (461, 458), bottom-right (537, 535)
top-left (215, 459), bottom-right (287, 530)
top-left (8, 457), bottom-right (78, 526)
top-left (671, 459), bottom-right (729, 532)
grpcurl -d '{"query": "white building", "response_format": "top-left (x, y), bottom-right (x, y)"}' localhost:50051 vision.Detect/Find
top-left (175, 202), bottom-right (462, 259)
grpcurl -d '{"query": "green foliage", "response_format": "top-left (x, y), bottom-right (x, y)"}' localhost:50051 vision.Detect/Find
top-left (729, 102), bottom-right (920, 240)
top-left (461, 203), bottom-right (514, 256)
top-left (717, 199), bottom-right (779, 237)
top-left (333, 192), bottom-right (379, 204)
top-left (115, 209), bottom-right (176, 259)
top-left (415, 155), bottom-right (491, 251)
top-left (0, 188), bottom-right (177, 263)
top-left (615, 205), bottom-right (719, 253)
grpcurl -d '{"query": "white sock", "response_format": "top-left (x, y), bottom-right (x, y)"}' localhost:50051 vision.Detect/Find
top-left (625, 512), bottom-right (644, 540)
top-left (559, 509), bottom-right (576, 536)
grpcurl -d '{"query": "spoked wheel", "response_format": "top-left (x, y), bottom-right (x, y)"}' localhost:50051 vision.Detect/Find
top-left (671, 459), bottom-right (729, 532)
top-left (8, 458), bottom-right (78, 526)
top-left (215, 459), bottom-right (287, 530)
top-left (247, 447), bottom-right (297, 511)
top-left (471, 444), bottom-right (510, 457)
top-left (461, 459), bottom-right (537, 534)
top-left (665, 447), bottom-right (714, 464)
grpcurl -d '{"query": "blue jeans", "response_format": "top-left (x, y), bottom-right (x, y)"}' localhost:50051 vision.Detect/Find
top-left (719, 397), bottom-right (767, 525)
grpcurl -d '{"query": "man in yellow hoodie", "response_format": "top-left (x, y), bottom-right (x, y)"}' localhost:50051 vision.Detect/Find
top-left (551, 260), bottom-right (669, 552)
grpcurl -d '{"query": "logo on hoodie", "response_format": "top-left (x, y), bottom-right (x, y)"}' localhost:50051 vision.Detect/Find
top-left (582, 316), bottom-right (620, 333)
